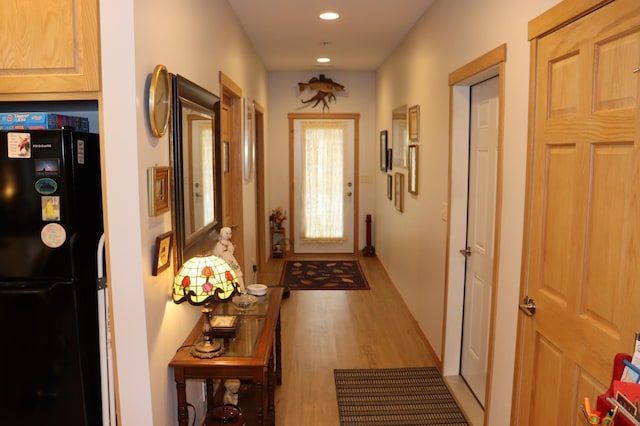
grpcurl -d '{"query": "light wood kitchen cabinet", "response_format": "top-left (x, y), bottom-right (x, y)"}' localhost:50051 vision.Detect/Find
top-left (0, 0), bottom-right (100, 95)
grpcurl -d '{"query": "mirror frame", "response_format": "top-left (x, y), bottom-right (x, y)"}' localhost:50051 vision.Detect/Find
top-left (171, 74), bottom-right (222, 272)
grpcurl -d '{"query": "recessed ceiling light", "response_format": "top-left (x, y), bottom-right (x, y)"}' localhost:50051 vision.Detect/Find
top-left (316, 57), bottom-right (331, 63)
top-left (319, 12), bottom-right (339, 20)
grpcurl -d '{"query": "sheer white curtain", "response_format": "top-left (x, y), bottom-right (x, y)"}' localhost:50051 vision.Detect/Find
top-left (301, 121), bottom-right (346, 241)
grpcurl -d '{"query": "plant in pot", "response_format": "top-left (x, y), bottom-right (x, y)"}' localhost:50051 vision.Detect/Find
top-left (269, 207), bottom-right (286, 229)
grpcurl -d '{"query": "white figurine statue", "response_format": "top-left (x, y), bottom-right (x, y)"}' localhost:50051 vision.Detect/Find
top-left (223, 379), bottom-right (241, 406)
top-left (213, 226), bottom-right (245, 292)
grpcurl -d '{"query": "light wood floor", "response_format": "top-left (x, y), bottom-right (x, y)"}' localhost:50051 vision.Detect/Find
top-left (255, 253), bottom-right (482, 426)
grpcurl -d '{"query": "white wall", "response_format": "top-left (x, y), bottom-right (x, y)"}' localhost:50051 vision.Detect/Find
top-left (268, 71), bottom-right (376, 251)
top-left (375, 0), bottom-right (560, 423)
top-left (99, 0), bottom-right (268, 424)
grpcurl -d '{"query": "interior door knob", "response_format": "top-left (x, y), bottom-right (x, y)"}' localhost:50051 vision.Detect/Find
top-left (459, 247), bottom-right (472, 257)
top-left (518, 296), bottom-right (536, 316)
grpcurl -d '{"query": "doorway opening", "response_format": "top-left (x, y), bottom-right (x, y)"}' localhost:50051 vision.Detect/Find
top-left (219, 72), bottom-right (245, 270)
top-left (254, 102), bottom-right (267, 272)
top-left (460, 75), bottom-right (499, 406)
top-left (443, 44), bottom-right (506, 426)
top-left (287, 113), bottom-right (360, 254)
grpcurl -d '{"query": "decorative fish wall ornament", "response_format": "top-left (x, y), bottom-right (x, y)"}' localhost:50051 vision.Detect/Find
top-left (298, 74), bottom-right (345, 111)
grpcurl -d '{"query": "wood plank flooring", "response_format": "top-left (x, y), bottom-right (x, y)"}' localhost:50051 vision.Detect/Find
top-left (256, 254), bottom-right (442, 425)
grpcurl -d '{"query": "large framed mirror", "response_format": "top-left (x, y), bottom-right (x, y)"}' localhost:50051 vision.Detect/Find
top-left (171, 74), bottom-right (222, 271)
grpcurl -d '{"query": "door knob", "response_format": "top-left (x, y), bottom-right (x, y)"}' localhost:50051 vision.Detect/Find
top-left (518, 296), bottom-right (536, 316)
top-left (459, 247), bottom-right (472, 257)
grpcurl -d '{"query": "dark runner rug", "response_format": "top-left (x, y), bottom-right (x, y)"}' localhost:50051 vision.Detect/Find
top-left (334, 367), bottom-right (469, 426)
top-left (279, 260), bottom-right (370, 290)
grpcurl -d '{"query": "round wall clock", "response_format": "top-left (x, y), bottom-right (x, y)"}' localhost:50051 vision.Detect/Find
top-left (148, 64), bottom-right (171, 137)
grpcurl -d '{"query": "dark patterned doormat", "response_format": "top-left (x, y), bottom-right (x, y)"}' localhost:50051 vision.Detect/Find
top-left (334, 367), bottom-right (469, 426)
top-left (279, 260), bottom-right (369, 290)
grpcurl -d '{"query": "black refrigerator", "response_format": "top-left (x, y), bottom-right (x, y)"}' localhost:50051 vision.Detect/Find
top-left (0, 129), bottom-right (104, 425)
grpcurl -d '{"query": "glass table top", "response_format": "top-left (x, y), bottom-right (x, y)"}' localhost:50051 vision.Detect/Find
top-left (202, 288), bottom-right (280, 358)
top-left (171, 287), bottom-right (283, 363)
top-left (209, 316), bottom-right (265, 358)
top-left (212, 288), bottom-right (274, 316)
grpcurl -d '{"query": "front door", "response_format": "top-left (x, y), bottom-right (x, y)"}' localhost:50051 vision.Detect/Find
top-left (460, 76), bottom-right (499, 406)
top-left (289, 113), bottom-right (359, 254)
top-left (513, 0), bottom-right (640, 423)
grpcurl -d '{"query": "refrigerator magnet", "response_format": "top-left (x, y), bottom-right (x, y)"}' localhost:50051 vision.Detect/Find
top-left (7, 132), bottom-right (31, 158)
top-left (34, 159), bottom-right (60, 177)
top-left (41, 223), bottom-right (66, 248)
top-left (35, 178), bottom-right (58, 195)
top-left (41, 196), bottom-right (61, 221)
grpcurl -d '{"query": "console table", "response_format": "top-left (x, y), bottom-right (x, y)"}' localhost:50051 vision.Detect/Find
top-left (169, 287), bottom-right (283, 426)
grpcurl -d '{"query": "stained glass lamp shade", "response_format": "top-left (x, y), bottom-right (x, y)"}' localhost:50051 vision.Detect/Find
top-left (172, 254), bottom-right (239, 357)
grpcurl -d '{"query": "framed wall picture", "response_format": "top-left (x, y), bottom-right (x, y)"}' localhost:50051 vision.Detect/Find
top-left (380, 130), bottom-right (388, 172)
top-left (148, 166), bottom-right (171, 216)
top-left (387, 148), bottom-right (393, 171)
top-left (408, 104), bottom-right (420, 142)
top-left (152, 231), bottom-right (173, 275)
top-left (408, 145), bottom-right (419, 195)
top-left (394, 173), bottom-right (404, 212)
top-left (392, 105), bottom-right (407, 168)
top-left (387, 174), bottom-right (393, 200)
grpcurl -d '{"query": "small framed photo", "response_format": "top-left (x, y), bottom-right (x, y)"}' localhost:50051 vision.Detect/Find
top-left (387, 148), bottom-right (393, 171)
top-left (380, 130), bottom-right (388, 172)
top-left (387, 174), bottom-right (393, 200)
top-left (408, 104), bottom-right (420, 142)
top-left (392, 105), bottom-right (407, 168)
top-left (394, 173), bottom-right (404, 212)
top-left (210, 315), bottom-right (239, 338)
top-left (152, 231), bottom-right (173, 276)
top-left (148, 166), bottom-right (171, 216)
top-left (408, 145), bottom-right (419, 195)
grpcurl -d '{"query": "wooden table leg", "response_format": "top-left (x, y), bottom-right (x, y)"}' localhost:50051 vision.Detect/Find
top-left (276, 311), bottom-right (282, 386)
top-left (268, 350), bottom-right (276, 425)
top-left (206, 378), bottom-right (215, 412)
top-left (176, 378), bottom-right (188, 426)
top-left (255, 377), bottom-right (264, 426)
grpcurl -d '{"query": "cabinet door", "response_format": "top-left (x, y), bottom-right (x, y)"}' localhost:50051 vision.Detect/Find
top-left (0, 0), bottom-right (100, 94)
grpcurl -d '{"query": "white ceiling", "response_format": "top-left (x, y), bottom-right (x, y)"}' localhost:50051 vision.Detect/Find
top-left (227, 0), bottom-right (435, 71)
